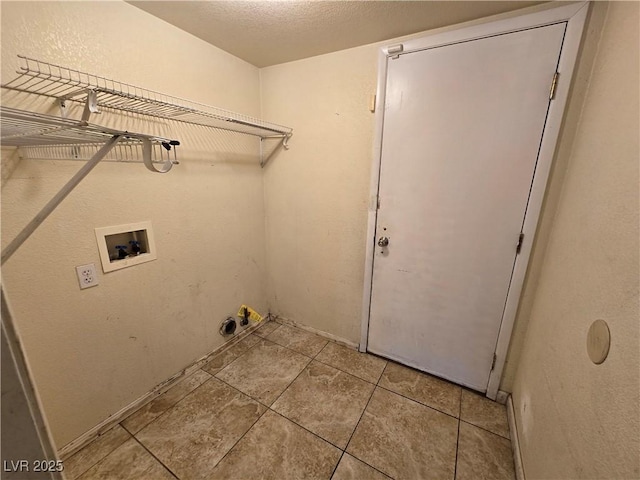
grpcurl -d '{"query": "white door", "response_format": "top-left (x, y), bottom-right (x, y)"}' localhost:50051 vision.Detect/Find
top-left (368, 23), bottom-right (566, 391)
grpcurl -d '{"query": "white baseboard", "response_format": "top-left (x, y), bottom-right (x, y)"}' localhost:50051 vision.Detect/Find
top-left (506, 395), bottom-right (526, 480)
top-left (274, 315), bottom-right (358, 349)
top-left (496, 390), bottom-right (509, 405)
top-left (58, 321), bottom-right (263, 459)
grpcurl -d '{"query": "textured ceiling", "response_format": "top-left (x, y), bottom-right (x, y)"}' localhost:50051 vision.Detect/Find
top-left (128, 1), bottom-right (543, 68)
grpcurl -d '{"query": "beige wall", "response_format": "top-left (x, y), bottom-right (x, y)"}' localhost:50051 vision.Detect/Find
top-left (512, 2), bottom-right (640, 478)
top-left (1, 1), bottom-right (268, 448)
top-left (260, 45), bottom-right (378, 344)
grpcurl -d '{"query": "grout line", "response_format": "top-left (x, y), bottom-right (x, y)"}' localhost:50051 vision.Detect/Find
top-left (211, 338), bottom-right (379, 454)
top-left (206, 348), bottom-right (364, 468)
top-left (337, 453), bottom-right (394, 480)
top-left (268, 409), bottom-right (346, 452)
top-left (264, 407), bottom-right (393, 480)
top-left (334, 372), bottom-right (389, 478)
top-left (268, 355), bottom-right (314, 408)
top-left (120, 422), bottom-right (135, 437)
top-left (329, 452), bottom-right (346, 480)
top-left (211, 375), bottom-right (273, 411)
top-left (207, 406), bottom-right (270, 473)
top-left (65, 427), bottom-right (132, 480)
top-left (131, 435), bottom-right (180, 479)
top-left (252, 318), bottom-right (281, 339)
top-left (124, 375), bottom-right (215, 436)
top-left (310, 357), bottom-right (380, 387)
top-left (213, 335), bottom-right (313, 393)
top-left (312, 340), bottom-right (330, 359)
top-left (258, 323), bottom-right (330, 360)
top-left (453, 416), bottom-right (462, 480)
top-left (206, 334), bottom-right (264, 376)
top-left (135, 375), bottom-right (271, 475)
top-left (342, 376), bottom-right (379, 457)
top-left (459, 419), bottom-right (511, 441)
top-left (375, 383), bottom-right (461, 421)
top-left (263, 324), bottom-right (384, 384)
top-left (213, 343), bottom-right (368, 455)
top-left (266, 338), bottom-right (327, 360)
top-left (312, 355), bottom-right (383, 386)
top-left (378, 363), bottom-right (387, 385)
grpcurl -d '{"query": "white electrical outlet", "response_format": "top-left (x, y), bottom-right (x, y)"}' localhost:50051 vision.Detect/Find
top-left (76, 263), bottom-right (99, 289)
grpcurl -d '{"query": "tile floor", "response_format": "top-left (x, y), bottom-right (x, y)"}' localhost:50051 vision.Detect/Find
top-left (63, 321), bottom-right (516, 480)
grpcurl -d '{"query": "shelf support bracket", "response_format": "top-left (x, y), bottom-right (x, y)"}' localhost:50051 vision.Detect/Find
top-left (58, 89), bottom-right (99, 122)
top-left (141, 138), bottom-right (174, 173)
top-left (1, 135), bottom-right (122, 266)
top-left (58, 98), bottom-right (68, 118)
top-left (260, 134), bottom-right (292, 168)
top-left (81, 90), bottom-right (99, 123)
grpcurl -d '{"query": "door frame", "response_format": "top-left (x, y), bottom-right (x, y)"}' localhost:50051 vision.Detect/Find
top-left (359, 2), bottom-right (589, 399)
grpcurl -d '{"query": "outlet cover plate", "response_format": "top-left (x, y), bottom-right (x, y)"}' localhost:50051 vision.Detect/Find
top-left (76, 263), bottom-right (99, 289)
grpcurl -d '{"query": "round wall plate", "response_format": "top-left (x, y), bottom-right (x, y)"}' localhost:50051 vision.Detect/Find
top-left (587, 319), bottom-right (610, 365)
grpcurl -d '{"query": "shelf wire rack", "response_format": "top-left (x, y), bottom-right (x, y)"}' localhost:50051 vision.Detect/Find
top-left (0, 106), bottom-right (179, 167)
top-left (2, 55), bottom-right (293, 140)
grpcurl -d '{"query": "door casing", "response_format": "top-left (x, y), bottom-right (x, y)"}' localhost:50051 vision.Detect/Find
top-left (359, 1), bottom-right (590, 400)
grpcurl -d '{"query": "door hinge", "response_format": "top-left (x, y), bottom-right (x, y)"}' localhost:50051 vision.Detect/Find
top-left (516, 233), bottom-right (524, 254)
top-left (549, 71), bottom-right (559, 100)
top-left (491, 353), bottom-right (497, 371)
top-left (387, 44), bottom-right (404, 59)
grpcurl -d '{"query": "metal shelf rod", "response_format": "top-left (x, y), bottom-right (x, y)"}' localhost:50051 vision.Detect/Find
top-left (1, 135), bottom-right (122, 265)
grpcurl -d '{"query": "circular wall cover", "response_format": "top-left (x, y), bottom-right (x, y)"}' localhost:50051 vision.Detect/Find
top-left (587, 319), bottom-right (610, 365)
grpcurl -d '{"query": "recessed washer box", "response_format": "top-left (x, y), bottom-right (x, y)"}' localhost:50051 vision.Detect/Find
top-left (95, 221), bottom-right (157, 273)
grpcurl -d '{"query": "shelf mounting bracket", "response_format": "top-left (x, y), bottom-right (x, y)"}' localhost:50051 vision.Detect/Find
top-left (81, 90), bottom-right (99, 123)
top-left (260, 133), bottom-right (292, 168)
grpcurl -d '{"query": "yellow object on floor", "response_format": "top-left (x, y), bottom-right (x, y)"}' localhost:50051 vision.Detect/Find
top-left (237, 305), bottom-right (263, 323)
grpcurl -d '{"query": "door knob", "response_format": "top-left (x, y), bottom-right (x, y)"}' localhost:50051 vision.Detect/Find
top-left (377, 236), bottom-right (389, 247)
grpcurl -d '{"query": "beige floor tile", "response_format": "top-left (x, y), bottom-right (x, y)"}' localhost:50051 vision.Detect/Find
top-left (215, 340), bottom-right (311, 405)
top-left (135, 377), bottom-right (265, 479)
top-left (315, 342), bottom-right (387, 384)
top-left (210, 410), bottom-right (341, 480)
top-left (272, 361), bottom-right (374, 448)
top-left (347, 387), bottom-right (458, 480)
top-left (77, 438), bottom-right (174, 480)
top-left (201, 334), bottom-right (260, 375)
top-left (456, 422), bottom-right (515, 480)
top-left (460, 389), bottom-right (510, 438)
top-left (379, 362), bottom-right (461, 417)
top-left (253, 320), bottom-right (281, 338)
top-left (331, 454), bottom-right (391, 480)
top-left (121, 369), bottom-right (211, 434)
top-left (266, 324), bottom-right (328, 357)
top-left (62, 425), bottom-right (130, 480)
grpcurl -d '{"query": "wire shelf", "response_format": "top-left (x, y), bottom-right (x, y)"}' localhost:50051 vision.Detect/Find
top-left (1, 106), bottom-right (179, 166)
top-left (2, 55), bottom-right (293, 139)
top-left (18, 143), bottom-right (177, 165)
